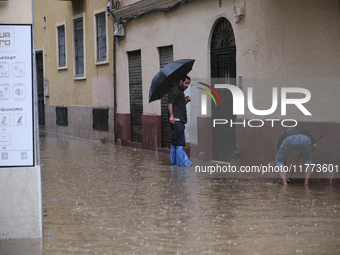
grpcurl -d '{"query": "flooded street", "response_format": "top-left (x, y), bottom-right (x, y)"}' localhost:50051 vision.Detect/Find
top-left (1, 132), bottom-right (340, 254)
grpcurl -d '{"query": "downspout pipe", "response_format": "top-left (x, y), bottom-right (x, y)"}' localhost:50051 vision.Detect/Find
top-left (113, 32), bottom-right (117, 145)
top-left (107, 1), bottom-right (118, 145)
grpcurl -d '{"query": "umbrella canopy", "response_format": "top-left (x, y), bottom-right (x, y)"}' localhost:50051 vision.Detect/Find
top-left (149, 59), bottom-right (195, 103)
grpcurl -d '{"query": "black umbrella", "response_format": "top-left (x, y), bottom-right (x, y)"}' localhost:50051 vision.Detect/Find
top-left (149, 59), bottom-right (195, 103)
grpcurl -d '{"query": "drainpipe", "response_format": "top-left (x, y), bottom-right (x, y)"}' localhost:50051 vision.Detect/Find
top-left (113, 34), bottom-right (117, 145)
top-left (113, 30), bottom-right (117, 145)
top-left (108, 0), bottom-right (118, 145)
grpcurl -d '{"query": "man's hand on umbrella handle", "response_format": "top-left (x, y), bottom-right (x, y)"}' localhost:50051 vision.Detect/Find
top-left (185, 96), bottom-right (191, 104)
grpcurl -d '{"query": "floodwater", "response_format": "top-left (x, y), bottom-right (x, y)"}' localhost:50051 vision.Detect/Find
top-left (1, 132), bottom-right (340, 254)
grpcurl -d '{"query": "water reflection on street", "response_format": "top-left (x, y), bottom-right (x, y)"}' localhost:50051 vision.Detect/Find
top-left (2, 132), bottom-right (340, 254)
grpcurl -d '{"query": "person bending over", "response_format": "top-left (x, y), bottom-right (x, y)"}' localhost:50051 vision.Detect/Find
top-left (276, 126), bottom-right (316, 186)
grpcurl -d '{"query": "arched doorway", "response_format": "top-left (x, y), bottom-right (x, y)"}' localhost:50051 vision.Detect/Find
top-left (210, 18), bottom-right (236, 162)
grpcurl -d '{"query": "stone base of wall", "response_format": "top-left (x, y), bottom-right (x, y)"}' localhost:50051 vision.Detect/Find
top-left (116, 113), bottom-right (162, 150)
top-left (45, 105), bottom-right (115, 143)
top-left (0, 166), bottom-right (42, 239)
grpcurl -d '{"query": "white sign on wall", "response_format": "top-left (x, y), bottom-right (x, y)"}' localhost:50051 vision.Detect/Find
top-left (0, 24), bottom-right (34, 167)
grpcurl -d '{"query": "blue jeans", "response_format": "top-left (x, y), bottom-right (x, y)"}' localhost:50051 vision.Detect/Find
top-left (170, 121), bottom-right (186, 147)
top-left (276, 135), bottom-right (312, 167)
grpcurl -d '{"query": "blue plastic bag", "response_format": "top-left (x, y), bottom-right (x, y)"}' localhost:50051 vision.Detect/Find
top-left (170, 145), bottom-right (177, 165)
top-left (175, 146), bottom-right (192, 166)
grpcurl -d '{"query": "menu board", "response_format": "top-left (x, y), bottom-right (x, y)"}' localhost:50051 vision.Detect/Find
top-left (0, 25), bottom-right (34, 167)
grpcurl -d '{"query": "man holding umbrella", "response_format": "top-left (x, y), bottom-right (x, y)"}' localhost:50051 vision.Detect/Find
top-left (168, 75), bottom-right (192, 166)
top-left (149, 59), bottom-right (195, 166)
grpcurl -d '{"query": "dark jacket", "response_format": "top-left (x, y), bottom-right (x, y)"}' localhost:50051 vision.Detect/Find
top-left (168, 85), bottom-right (187, 124)
top-left (277, 127), bottom-right (315, 149)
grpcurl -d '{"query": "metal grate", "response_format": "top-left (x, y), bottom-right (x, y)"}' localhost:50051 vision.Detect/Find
top-left (211, 18), bottom-right (236, 49)
top-left (159, 46), bottom-right (173, 148)
top-left (56, 107), bottom-right (68, 126)
top-left (36, 52), bottom-right (45, 126)
top-left (128, 50), bottom-right (143, 142)
top-left (93, 108), bottom-right (109, 132)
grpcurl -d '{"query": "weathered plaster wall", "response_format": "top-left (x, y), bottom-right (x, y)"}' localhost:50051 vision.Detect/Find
top-left (0, 0), bottom-right (32, 24)
top-left (115, 0), bottom-right (340, 123)
top-left (0, 167), bottom-right (42, 239)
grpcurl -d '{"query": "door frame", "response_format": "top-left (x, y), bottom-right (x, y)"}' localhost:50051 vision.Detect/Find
top-left (35, 50), bottom-right (45, 126)
top-left (210, 17), bottom-right (237, 162)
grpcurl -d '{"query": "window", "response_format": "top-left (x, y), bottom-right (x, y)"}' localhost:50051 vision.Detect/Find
top-left (96, 13), bottom-right (106, 60)
top-left (72, 13), bottom-right (86, 79)
top-left (56, 107), bottom-right (68, 126)
top-left (74, 19), bottom-right (83, 75)
top-left (56, 21), bottom-right (67, 69)
top-left (58, 26), bottom-right (66, 66)
top-left (93, 108), bottom-right (109, 131)
top-left (94, 9), bottom-right (109, 65)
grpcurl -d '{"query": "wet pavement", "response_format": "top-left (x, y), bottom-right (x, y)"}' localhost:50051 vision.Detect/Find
top-left (1, 131), bottom-right (340, 254)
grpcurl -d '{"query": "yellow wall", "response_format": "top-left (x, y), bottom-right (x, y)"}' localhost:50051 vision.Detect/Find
top-left (0, 0), bottom-right (32, 24)
top-left (33, 0), bottom-right (114, 107)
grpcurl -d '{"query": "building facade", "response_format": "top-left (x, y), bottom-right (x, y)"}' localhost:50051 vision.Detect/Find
top-left (110, 0), bottom-right (340, 167)
top-left (1, 0), bottom-right (43, 240)
top-left (33, 0), bottom-right (115, 143)
top-left (34, 0), bottom-right (340, 167)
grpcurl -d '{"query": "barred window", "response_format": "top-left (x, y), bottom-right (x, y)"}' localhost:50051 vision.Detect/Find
top-left (96, 13), bottom-right (106, 60)
top-left (58, 25), bottom-right (66, 66)
top-left (74, 19), bottom-right (84, 75)
top-left (93, 108), bottom-right (109, 132)
top-left (56, 107), bottom-right (68, 126)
